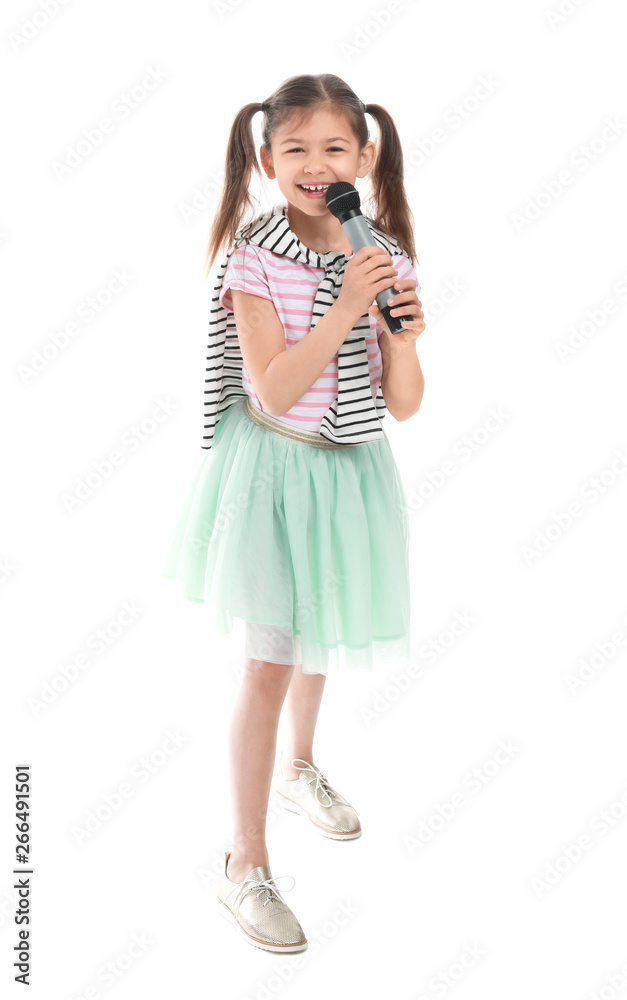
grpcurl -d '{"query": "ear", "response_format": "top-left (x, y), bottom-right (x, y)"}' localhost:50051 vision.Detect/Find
top-left (356, 140), bottom-right (376, 179)
top-left (259, 145), bottom-right (276, 180)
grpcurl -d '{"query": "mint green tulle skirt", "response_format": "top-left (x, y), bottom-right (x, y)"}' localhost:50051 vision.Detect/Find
top-left (161, 396), bottom-right (411, 675)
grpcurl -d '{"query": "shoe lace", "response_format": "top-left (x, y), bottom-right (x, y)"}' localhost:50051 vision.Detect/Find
top-left (291, 758), bottom-right (338, 808)
top-left (225, 872), bottom-right (296, 924)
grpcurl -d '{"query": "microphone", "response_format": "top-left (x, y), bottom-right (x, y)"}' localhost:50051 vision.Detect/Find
top-left (325, 181), bottom-right (413, 335)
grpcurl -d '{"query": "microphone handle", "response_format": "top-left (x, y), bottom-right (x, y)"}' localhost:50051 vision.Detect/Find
top-left (341, 214), bottom-right (413, 335)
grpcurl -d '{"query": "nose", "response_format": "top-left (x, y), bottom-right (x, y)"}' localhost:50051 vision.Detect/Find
top-left (303, 157), bottom-right (326, 175)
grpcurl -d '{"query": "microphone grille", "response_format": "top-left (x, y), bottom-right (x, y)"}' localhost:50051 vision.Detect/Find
top-left (325, 182), bottom-right (361, 217)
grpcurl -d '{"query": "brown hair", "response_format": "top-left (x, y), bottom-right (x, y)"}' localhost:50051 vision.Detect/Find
top-left (202, 73), bottom-right (418, 281)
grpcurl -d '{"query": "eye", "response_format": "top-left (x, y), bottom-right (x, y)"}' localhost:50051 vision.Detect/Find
top-left (286, 147), bottom-right (346, 153)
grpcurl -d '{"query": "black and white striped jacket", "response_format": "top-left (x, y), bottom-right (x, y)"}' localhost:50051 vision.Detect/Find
top-left (202, 202), bottom-right (409, 450)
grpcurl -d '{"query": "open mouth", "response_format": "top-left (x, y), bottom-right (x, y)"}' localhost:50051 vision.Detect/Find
top-left (297, 184), bottom-right (330, 196)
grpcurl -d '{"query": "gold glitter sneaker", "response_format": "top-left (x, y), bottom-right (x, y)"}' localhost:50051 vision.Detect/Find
top-left (275, 758), bottom-right (362, 840)
top-left (216, 850), bottom-right (308, 953)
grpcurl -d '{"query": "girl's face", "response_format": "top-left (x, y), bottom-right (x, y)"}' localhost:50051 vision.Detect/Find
top-left (260, 107), bottom-right (375, 216)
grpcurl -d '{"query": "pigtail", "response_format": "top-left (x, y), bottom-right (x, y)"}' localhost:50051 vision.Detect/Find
top-left (202, 103), bottom-right (265, 281)
top-left (362, 103), bottom-right (418, 268)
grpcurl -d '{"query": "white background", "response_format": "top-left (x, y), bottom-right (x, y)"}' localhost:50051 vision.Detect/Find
top-left (2, 0), bottom-right (627, 996)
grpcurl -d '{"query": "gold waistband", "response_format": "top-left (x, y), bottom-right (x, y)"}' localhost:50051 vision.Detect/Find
top-left (243, 395), bottom-right (345, 448)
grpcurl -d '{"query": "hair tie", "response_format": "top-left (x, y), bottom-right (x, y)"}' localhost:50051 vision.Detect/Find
top-left (260, 101), bottom-right (268, 112)
top-left (362, 101), bottom-right (368, 112)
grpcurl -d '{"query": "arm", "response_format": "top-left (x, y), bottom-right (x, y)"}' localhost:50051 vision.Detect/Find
top-left (230, 289), bottom-right (356, 417)
top-left (379, 339), bottom-right (425, 421)
top-left (370, 275), bottom-right (426, 421)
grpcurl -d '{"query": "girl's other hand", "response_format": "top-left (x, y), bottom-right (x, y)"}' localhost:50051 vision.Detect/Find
top-left (368, 278), bottom-right (425, 350)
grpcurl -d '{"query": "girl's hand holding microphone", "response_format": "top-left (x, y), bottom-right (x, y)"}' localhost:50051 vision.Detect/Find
top-left (336, 245), bottom-right (425, 350)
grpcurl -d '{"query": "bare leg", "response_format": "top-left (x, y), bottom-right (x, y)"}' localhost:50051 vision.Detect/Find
top-left (279, 663), bottom-right (327, 780)
top-left (227, 657), bottom-right (294, 882)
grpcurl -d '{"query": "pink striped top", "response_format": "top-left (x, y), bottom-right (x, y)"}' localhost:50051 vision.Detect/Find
top-left (219, 243), bottom-right (419, 433)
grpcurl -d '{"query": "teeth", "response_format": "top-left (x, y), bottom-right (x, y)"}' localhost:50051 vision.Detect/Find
top-left (300, 184), bottom-right (328, 191)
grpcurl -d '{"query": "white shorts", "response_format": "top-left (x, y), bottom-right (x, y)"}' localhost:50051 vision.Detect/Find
top-left (244, 621), bottom-right (302, 665)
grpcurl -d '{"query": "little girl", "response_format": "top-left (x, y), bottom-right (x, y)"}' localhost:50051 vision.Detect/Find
top-left (162, 73), bottom-right (425, 954)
